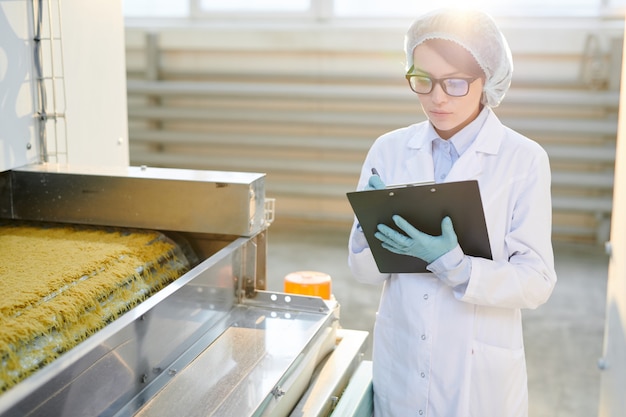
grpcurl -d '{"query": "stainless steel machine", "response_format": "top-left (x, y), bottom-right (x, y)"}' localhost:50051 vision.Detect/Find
top-left (0, 163), bottom-right (370, 417)
top-left (0, 1), bottom-right (371, 416)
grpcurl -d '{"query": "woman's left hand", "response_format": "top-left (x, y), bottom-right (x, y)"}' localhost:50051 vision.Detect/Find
top-left (375, 215), bottom-right (458, 264)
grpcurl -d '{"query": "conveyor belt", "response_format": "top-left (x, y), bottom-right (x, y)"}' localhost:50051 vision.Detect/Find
top-left (0, 221), bottom-right (192, 392)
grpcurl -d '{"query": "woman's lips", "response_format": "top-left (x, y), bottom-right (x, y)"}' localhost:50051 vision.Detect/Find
top-left (429, 109), bottom-right (451, 118)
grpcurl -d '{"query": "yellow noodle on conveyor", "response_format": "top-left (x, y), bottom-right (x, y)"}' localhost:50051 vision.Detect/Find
top-left (0, 222), bottom-right (190, 392)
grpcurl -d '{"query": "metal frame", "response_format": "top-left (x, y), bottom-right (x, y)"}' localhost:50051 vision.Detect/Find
top-left (31, 0), bottom-right (68, 164)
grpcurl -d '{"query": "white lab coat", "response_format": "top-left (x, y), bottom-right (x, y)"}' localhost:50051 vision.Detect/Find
top-left (348, 108), bottom-right (557, 417)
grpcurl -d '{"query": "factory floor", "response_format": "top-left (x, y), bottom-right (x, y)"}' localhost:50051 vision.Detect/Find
top-left (265, 220), bottom-right (609, 417)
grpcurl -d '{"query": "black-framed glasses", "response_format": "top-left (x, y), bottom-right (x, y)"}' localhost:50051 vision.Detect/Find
top-left (405, 66), bottom-right (479, 97)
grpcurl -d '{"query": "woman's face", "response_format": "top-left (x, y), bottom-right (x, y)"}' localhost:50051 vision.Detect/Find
top-left (411, 42), bottom-right (484, 140)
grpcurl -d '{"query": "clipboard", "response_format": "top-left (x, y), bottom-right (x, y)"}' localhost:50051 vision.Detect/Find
top-left (346, 180), bottom-right (492, 273)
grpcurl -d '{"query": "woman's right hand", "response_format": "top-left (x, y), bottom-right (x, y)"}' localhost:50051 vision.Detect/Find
top-left (366, 174), bottom-right (385, 190)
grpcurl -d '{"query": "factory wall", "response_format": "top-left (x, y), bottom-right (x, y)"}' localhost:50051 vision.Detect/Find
top-left (123, 16), bottom-right (624, 244)
top-left (0, 0), bottom-right (129, 170)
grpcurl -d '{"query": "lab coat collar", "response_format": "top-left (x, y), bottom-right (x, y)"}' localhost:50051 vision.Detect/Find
top-left (404, 124), bottom-right (436, 182)
top-left (446, 109), bottom-right (504, 182)
top-left (472, 108), bottom-right (503, 156)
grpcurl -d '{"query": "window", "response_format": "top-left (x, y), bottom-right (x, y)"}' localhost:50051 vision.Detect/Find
top-left (335, 0), bottom-right (604, 17)
top-left (198, 0), bottom-right (310, 12)
top-left (122, 0), bottom-right (624, 19)
top-left (123, 0), bottom-right (188, 18)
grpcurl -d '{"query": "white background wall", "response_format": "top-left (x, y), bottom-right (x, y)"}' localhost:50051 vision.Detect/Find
top-left (0, 0), bottom-right (129, 171)
top-left (0, 1), bottom-right (39, 171)
top-left (61, 0), bottom-right (129, 166)
top-left (124, 16), bottom-right (623, 243)
top-left (599, 20), bottom-right (626, 417)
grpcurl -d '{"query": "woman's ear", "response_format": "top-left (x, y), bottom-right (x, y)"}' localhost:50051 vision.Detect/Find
top-left (480, 92), bottom-right (488, 107)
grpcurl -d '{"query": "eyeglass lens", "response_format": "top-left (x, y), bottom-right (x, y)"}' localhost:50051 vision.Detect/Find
top-left (409, 76), bottom-right (470, 97)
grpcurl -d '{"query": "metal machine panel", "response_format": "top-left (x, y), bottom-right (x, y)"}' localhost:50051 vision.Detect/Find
top-left (129, 303), bottom-right (335, 417)
top-left (1, 164), bottom-right (266, 236)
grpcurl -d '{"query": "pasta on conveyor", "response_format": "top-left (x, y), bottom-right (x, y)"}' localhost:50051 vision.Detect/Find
top-left (0, 221), bottom-right (192, 392)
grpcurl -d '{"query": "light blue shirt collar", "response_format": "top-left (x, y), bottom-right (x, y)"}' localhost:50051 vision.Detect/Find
top-left (429, 107), bottom-right (489, 182)
top-left (428, 106), bottom-right (490, 156)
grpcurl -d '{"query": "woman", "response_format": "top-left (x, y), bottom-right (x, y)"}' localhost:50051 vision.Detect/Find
top-left (348, 8), bottom-right (557, 417)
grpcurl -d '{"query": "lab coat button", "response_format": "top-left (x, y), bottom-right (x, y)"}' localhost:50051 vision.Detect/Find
top-left (421, 372), bottom-right (426, 378)
top-left (421, 334), bottom-right (426, 340)
top-left (423, 294), bottom-right (429, 300)
top-left (418, 410), bottom-right (424, 415)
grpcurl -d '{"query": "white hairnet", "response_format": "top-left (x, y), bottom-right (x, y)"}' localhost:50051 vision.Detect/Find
top-left (404, 8), bottom-right (513, 107)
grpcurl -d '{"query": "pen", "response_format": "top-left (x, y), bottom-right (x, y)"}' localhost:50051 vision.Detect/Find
top-left (371, 168), bottom-right (379, 176)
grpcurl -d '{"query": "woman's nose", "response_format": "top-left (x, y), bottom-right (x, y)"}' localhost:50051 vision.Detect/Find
top-left (430, 82), bottom-right (448, 103)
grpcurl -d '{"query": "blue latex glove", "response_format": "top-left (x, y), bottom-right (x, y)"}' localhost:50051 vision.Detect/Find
top-left (365, 174), bottom-right (385, 191)
top-left (375, 215), bottom-right (459, 264)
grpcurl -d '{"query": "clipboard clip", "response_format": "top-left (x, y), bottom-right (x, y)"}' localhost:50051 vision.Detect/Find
top-left (370, 168), bottom-right (434, 189)
top-left (385, 180), bottom-right (435, 189)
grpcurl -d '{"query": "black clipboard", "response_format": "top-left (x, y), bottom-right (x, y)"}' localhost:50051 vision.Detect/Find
top-left (346, 180), bottom-right (492, 273)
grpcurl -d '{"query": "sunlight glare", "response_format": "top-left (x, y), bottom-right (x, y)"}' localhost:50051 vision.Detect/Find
top-left (334, 0), bottom-right (504, 17)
